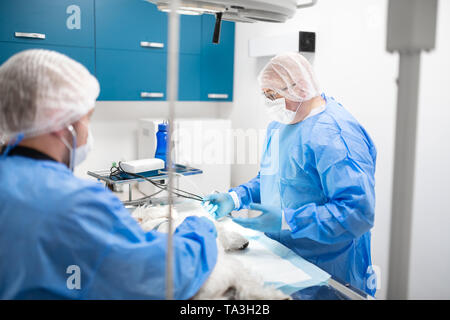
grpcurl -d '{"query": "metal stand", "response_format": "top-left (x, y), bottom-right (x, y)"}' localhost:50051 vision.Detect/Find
top-left (87, 164), bottom-right (202, 207)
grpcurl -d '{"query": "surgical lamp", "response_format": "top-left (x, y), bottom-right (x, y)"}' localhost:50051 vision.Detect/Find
top-left (148, 0), bottom-right (317, 43)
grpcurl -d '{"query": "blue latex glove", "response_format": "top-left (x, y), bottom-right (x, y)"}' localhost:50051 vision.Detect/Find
top-left (232, 203), bottom-right (282, 233)
top-left (202, 193), bottom-right (235, 220)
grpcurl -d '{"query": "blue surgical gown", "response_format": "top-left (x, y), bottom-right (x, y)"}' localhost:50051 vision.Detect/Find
top-left (231, 94), bottom-right (377, 295)
top-left (0, 153), bottom-right (217, 299)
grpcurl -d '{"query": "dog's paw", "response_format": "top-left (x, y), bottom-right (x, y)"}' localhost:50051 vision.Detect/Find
top-left (219, 230), bottom-right (250, 251)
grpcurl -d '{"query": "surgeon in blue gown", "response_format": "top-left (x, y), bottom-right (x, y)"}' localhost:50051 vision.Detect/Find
top-left (204, 52), bottom-right (377, 296)
top-left (0, 49), bottom-right (217, 299)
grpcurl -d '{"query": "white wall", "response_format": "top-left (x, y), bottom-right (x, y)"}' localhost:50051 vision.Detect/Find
top-left (75, 101), bottom-right (228, 177)
top-left (228, 0), bottom-right (398, 299)
top-left (409, 0), bottom-right (450, 299)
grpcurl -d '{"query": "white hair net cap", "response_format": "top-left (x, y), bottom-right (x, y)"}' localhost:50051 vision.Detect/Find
top-left (0, 49), bottom-right (100, 141)
top-left (258, 52), bottom-right (320, 102)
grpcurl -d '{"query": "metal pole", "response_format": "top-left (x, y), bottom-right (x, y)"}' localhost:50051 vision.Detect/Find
top-left (385, 0), bottom-right (438, 299)
top-left (165, 0), bottom-right (180, 300)
top-left (387, 52), bottom-right (421, 299)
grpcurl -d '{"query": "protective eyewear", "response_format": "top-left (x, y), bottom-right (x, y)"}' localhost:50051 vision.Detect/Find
top-left (262, 83), bottom-right (297, 101)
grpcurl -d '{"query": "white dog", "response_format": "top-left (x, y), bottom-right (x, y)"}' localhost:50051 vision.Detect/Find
top-left (131, 201), bottom-right (289, 300)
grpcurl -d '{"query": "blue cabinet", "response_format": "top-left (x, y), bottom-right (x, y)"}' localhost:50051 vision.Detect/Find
top-left (95, 0), bottom-right (168, 100)
top-left (96, 50), bottom-right (201, 102)
top-left (96, 0), bottom-right (167, 52)
top-left (96, 49), bottom-right (166, 101)
top-left (178, 54), bottom-right (201, 101)
top-left (0, 0), bottom-right (94, 48)
top-left (95, 1), bottom-right (204, 101)
top-left (200, 14), bottom-right (235, 102)
top-left (179, 15), bottom-right (201, 54)
top-left (0, 0), bottom-right (235, 102)
top-left (177, 16), bottom-right (202, 100)
top-left (0, 42), bottom-right (95, 75)
top-left (95, 0), bottom-right (201, 54)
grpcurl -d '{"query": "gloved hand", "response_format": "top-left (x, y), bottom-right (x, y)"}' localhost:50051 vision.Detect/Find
top-left (202, 193), bottom-right (235, 220)
top-left (232, 203), bottom-right (282, 233)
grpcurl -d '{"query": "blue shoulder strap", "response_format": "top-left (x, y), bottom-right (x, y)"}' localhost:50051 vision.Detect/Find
top-left (1, 133), bottom-right (25, 158)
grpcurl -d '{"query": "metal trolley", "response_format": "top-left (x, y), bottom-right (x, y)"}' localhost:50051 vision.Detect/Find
top-left (87, 164), bottom-right (203, 207)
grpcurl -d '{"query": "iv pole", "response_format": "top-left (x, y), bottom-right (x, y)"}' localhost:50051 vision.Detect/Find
top-left (165, 0), bottom-right (180, 300)
top-left (386, 0), bottom-right (438, 299)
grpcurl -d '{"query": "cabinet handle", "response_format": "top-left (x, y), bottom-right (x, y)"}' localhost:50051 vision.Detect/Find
top-left (141, 92), bottom-right (164, 98)
top-left (208, 93), bottom-right (229, 99)
top-left (140, 41), bottom-right (164, 49)
top-left (15, 32), bottom-right (46, 40)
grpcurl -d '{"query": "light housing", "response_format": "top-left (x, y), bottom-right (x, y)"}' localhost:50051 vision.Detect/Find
top-left (147, 0), bottom-right (301, 23)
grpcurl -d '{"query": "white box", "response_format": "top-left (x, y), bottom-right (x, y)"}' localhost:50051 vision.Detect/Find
top-left (121, 158), bottom-right (164, 174)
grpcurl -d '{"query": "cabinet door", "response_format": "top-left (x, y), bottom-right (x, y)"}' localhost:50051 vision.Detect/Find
top-left (178, 54), bottom-right (201, 101)
top-left (200, 14), bottom-right (235, 102)
top-left (0, 42), bottom-right (95, 74)
top-left (96, 49), bottom-right (166, 101)
top-left (179, 15), bottom-right (201, 55)
top-left (96, 0), bottom-right (167, 52)
top-left (0, 0), bottom-right (94, 48)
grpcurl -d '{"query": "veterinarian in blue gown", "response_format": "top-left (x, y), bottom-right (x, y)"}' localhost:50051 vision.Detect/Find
top-left (204, 52), bottom-right (377, 296)
top-left (0, 49), bottom-right (217, 299)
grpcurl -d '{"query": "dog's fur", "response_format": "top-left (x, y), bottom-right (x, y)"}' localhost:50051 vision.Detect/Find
top-left (131, 203), bottom-right (289, 300)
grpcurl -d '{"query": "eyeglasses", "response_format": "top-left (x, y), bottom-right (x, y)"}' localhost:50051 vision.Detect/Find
top-left (262, 83), bottom-right (297, 101)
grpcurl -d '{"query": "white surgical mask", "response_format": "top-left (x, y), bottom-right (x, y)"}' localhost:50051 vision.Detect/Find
top-left (74, 128), bottom-right (93, 167)
top-left (60, 122), bottom-right (93, 171)
top-left (264, 97), bottom-right (301, 124)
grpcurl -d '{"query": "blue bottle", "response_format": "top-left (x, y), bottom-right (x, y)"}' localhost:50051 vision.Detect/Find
top-left (155, 122), bottom-right (168, 168)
